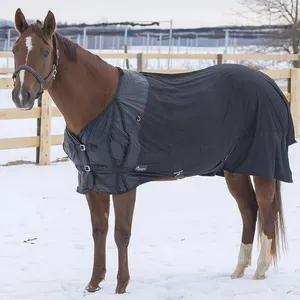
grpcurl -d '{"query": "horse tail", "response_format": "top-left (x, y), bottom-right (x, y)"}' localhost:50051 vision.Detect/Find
top-left (257, 179), bottom-right (287, 265)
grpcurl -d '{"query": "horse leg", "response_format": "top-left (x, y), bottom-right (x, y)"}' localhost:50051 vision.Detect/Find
top-left (224, 171), bottom-right (258, 278)
top-left (112, 188), bottom-right (136, 294)
top-left (85, 189), bottom-right (110, 292)
top-left (252, 176), bottom-right (287, 280)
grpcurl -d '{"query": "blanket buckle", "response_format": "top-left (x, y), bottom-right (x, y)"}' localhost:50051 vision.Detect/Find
top-left (84, 165), bottom-right (91, 172)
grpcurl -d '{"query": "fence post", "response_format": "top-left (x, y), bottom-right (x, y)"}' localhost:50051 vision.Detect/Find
top-left (217, 54), bottom-right (223, 65)
top-left (124, 44), bottom-right (130, 69)
top-left (290, 68), bottom-right (300, 138)
top-left (38, 91), bottom-right (52, 165)
top-left (36, 96), bottom-right (42, 163)
top-left (137, 53), bottom-right (144, 72)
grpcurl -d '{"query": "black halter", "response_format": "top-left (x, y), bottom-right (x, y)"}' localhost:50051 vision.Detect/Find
top-left (12, 34), bottom-right (59, 99)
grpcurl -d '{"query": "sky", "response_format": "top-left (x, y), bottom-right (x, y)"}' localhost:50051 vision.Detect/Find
top-left (0, 0), bottom-right (259, 28)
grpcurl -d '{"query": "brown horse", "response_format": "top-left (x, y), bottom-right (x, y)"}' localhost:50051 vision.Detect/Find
top-left (11, 8), bottom-right (295, 294)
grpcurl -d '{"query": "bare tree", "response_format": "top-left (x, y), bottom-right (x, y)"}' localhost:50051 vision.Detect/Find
top-left (237, 0), bottom-right (300, 67)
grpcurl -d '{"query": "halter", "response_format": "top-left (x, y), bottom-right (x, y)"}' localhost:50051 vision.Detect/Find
top-left (12, 34), bottom-right (59, 99)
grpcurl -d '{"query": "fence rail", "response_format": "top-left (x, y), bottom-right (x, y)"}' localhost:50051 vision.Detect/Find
top-left (1, 52), bottom-right (300, 165)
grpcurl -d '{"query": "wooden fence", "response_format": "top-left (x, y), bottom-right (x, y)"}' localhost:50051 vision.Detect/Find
top-left (0, 52), bottom-right (300, 165)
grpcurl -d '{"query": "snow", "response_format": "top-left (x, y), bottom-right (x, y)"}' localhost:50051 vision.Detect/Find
top-left (0, 138), bottom-right (299, 300)
top-left (0, 143), bottom-right (300, 300)
top-left (1, 45), bottom-right (300, 299)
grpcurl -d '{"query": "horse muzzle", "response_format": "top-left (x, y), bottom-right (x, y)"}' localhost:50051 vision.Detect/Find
top-left (12, 86), bottom-right (36, 110)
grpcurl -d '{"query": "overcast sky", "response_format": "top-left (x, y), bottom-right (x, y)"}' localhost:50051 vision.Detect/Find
top-left (0, 0), bottom-right (258, 28)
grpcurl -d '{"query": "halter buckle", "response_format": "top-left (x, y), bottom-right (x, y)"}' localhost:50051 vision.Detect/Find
top-left (53, 65), bottom-right (57, 80)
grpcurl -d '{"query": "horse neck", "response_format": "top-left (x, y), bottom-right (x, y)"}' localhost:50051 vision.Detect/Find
top-left (48, 41), bottom-right (119, 136)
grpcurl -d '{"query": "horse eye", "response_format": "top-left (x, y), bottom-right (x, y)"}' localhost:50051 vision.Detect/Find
top-left (43, 50), bottom-right (49, 57)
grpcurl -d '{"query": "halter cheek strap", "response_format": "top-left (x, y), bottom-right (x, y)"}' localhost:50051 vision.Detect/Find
top-left (12, 34), bottom-right (59, 99)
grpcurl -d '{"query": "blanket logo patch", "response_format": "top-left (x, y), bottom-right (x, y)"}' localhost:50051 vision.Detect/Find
top-left (174, 170), bottom-right (184, 179)
top-left (135, 165), bottom-right (148, 172)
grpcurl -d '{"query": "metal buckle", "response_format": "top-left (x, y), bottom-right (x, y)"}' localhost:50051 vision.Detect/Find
top-left (80, 144), bottom-right (86, 151)
top-left (53, 65), bottom-right (57, 80)
top-left (84, 165), bottom-right (91, 172)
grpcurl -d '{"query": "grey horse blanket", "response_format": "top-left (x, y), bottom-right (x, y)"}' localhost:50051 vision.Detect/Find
top-left (63, 63), bottom-right (297, 195)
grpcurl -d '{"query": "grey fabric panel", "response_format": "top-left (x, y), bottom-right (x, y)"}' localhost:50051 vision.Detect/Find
top-left (63, 68), bottom-right (150, 194)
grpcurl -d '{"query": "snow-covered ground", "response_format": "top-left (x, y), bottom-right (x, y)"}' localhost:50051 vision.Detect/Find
top-left (0, 137), bottom-right (299, 300)
top-left (0, 44), bottom-right (294, 71)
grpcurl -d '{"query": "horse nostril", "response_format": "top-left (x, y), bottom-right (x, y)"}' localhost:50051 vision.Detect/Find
top-left (12, 88), bottom-right (20, 102)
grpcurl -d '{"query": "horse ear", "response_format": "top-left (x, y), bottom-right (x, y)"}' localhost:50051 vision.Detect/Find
top-left (43, 10), bottom-right (56, 37)
top-left (15, 8), bottom-right (28, 34)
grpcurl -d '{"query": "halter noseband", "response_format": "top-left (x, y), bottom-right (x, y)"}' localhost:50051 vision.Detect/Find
top-left (12, 34), bottom-right (59, 99)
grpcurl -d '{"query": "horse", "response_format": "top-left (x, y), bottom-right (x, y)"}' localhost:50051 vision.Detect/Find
top-left (11, 8), bottom-right (296, 294)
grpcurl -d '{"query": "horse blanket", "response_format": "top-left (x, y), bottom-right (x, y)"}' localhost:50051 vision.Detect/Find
top-left (63, 63), bottom-right (297, 195)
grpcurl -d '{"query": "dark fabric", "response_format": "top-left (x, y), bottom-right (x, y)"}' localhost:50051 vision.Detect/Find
top-left (62, 64), bottom-right (297, 195)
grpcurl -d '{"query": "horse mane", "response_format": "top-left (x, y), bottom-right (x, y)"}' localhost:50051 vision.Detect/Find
top-left (31, 20), bottom-right (77, 62)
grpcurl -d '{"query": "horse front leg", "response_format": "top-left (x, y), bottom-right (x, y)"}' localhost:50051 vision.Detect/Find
top-left (112, 188), bottom-right (137, 294)
top-left (85, 189), bottom-right (110, 292)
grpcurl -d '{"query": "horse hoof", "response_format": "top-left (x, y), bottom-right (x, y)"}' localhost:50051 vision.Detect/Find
top-left (115, 284), bottom-right (127, 294)
top-left (253, 274), bottom-right (266, 280)
top-left (230, 270), bottom-right (245, 279)
top-left (230, 274), bottom-right (243, 279)
top-left (85, 284), bottom-right (100, 293)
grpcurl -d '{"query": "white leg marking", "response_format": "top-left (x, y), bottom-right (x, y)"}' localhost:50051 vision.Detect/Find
top-left (18, 36), bottom-right (33, 103)
top-left (253, 233), bottom-right (272, 280)
top-left (231, 243), bottom-right (253, 279)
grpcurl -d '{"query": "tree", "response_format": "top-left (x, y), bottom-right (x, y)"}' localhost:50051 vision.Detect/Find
top-left (237, 0), bottom-right (300, 67)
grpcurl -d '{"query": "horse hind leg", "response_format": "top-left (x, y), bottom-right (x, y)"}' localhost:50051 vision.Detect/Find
top-left (252, 176), bottom-right (287, 280)
top-left (224, 171), bottom-right (258, 279)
